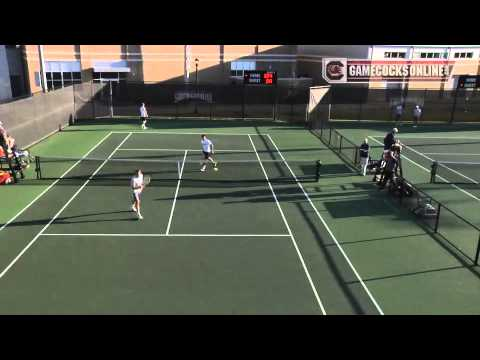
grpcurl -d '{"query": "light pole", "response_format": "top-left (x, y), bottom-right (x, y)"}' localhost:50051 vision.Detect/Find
top-left (194, 58), bottom-right (199, 114)
top-left (195, 58), bottom-right (199, 86)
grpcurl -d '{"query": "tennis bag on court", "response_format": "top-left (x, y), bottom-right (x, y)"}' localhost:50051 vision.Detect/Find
top-left (0, 170), bottom-right (13, 185)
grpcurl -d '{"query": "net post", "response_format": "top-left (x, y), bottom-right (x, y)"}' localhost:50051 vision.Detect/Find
top-left (354, 145), bottom-right (359, 167)
top-left (35, 156), bottom-right (42, 180)
top-left (430, 161), bottom-right (438, 183)
top-left (316, 160), bottom-right (321, 182)
top-left (474, 233), bottom-right (480, 266)
top-left (339, 135), bottom-right (343, 153)
top-left (434, 203), bottom-right (441, 233)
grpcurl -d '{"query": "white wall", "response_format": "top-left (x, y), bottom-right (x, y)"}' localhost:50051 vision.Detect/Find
top-left (297, 45), bottom-right (370, 58)
top-left (0, 45), bottom-right (12, 101)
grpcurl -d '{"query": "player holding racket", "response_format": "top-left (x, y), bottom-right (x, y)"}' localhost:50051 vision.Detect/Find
top-left (131, 169), bottom-right (150, 220)
top-left (200, 134), bottom-right (218, 172)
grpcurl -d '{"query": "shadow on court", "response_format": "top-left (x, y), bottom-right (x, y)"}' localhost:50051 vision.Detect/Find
top-left (2, 210), bottom-right (136, 228)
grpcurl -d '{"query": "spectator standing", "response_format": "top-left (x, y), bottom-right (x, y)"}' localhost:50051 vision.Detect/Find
top-left (384, 128), bottom-right (398, 154)
top-left (378, 150), bottom-right (399, 189)
top-left (139, 103), bottom-right (149, 130)
top-left (0, 121), bottom-right (9, 154)
top-left (413, 105), bottom-right (422, 128)
top-left (359, 138), bottom-right (370, 176)
top-left (394, 103), bottom-right (404, 125)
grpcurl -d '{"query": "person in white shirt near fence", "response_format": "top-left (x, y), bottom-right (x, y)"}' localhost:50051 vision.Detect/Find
top-left (394, 103), bottom-right (403, 125)
top-left (413, 105), bottom-right (422, 128)
top-left (139, 103), bottom-right (149, 130)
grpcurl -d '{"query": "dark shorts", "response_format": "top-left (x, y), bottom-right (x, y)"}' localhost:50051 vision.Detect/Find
top-left (203, 151), bottom-right (212, 159)
top-left (140, 117), bottom-right (147, 122)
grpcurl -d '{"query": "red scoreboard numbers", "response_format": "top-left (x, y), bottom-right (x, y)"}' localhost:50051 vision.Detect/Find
top-left (244, 71), bottom-right (277, 85)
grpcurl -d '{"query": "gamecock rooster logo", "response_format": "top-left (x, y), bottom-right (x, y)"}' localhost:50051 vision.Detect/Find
top-left (326, 61), bottom-right (345, 81)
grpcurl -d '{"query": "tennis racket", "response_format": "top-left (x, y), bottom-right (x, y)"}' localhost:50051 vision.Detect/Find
top-left (143, 175), bottom-right (151, 187)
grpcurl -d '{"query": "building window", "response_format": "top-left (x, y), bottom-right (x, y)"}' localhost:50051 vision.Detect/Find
top-left (417, 52), bottom-right (443, 59)
top-left (384, 52), bottom-right (406, 58)
top-left (230, 61), bottom-right (255, 77)
top-left (92, 72), bottom-right (124, 83)
top-left (454, 52), bottom-right (474, 58)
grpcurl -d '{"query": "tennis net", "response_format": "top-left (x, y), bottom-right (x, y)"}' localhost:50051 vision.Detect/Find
top-left (34, 156), bottom-right (321, 184)
top-left (430, 161), bottom-right (480, 185)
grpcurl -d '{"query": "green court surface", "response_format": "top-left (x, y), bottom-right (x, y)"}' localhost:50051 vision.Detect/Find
top-left (1, 118), bottom-right (480, 314)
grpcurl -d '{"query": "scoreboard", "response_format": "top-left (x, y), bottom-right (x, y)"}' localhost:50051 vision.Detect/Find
top-left (457, 75), bottom-right (480, 89)
top-left (243, 71), bottom-right (277, 85)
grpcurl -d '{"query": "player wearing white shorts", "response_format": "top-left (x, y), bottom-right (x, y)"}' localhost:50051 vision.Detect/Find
top-left (200, 134), bottom-right (218, 172)
top-left (139, 103), bottom-right (149, 130)
top-left (131, 169), bottom-right (145, 220)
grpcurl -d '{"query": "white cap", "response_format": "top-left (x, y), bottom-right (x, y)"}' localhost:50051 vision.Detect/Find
top-left (364, 138), bottom-right (368, 143)
top-left (393, 128), bottom-right (398, 133)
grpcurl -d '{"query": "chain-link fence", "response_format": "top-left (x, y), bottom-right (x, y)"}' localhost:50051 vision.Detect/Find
top-left (306, 85), bottom-right (480, 265)
top-left (315, 85), bottom-right (480, 123)
top-left (73, 81), bottom-right (310, 122)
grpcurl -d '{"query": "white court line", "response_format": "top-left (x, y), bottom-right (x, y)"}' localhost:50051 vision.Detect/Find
top-left (0, 131), bottom-right (113, 234)
top-left (398, 142), bottom-right (480, 190)
top-left (40, 233), bottom-right (291, 237)
top-left (423, 153), bottom-right (480, 156)
top-left (118, 148), bottom-right (252, 152)
top-left (112, 131), bottom-right (269, 136)
top-left (0, 133), bottom-right (133, 281)
top-left (165, 150), bottom-right (188, 235)
top-left (267, 134), bottom-right (384, 315)
top-left (368, 136), bottom-right (480, 202)
top-left (248, 135), bottom-right (326, 315)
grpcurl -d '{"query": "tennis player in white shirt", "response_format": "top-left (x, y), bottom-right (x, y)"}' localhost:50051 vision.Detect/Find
top-left (131, 169), bottom-right (145, 220)
top-left (139, 103), bottom-right (149, 130)
top-left (200, 134), bottom-right (218, 172)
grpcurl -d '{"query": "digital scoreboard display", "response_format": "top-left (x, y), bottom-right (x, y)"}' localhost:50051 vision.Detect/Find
top-left (457, 75), bottom-right (480, 89)
top-left (243, 71), bottom-right (277, 85)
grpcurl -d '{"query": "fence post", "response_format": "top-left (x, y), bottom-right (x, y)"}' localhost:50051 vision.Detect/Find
top-left (475, 233), bottom-right (480, 265)
top-left (434, 203), bottom-right (441, 233)
top-left (242, 85), bottom-right (246, 119)
top-left (430, 161), bottom-right (438, 183)
top-left (91, 80), bottom-right (96, 119)
top-left (316, 160), bottom-right (321, 182)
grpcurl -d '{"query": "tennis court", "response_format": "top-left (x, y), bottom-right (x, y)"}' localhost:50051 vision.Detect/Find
top-left (368, 133), bottom-right (480, 224)
top-left (2, 118), bottom-right (480, 314)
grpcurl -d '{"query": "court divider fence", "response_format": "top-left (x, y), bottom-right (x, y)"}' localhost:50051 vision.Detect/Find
top-left (73, 81), bottom-right (310, 123)
top-left (307, 85), bottom-right (480, 265)
top-left (307, 84), bottom-right (480, 124)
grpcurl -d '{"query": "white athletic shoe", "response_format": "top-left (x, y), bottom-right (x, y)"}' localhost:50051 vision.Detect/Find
top-left (131, 204), bottom-right (137, 212)
top-left (138, 213), bottom-right (143, 220)
top-left (200, 167), bottom-right (206, 172)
